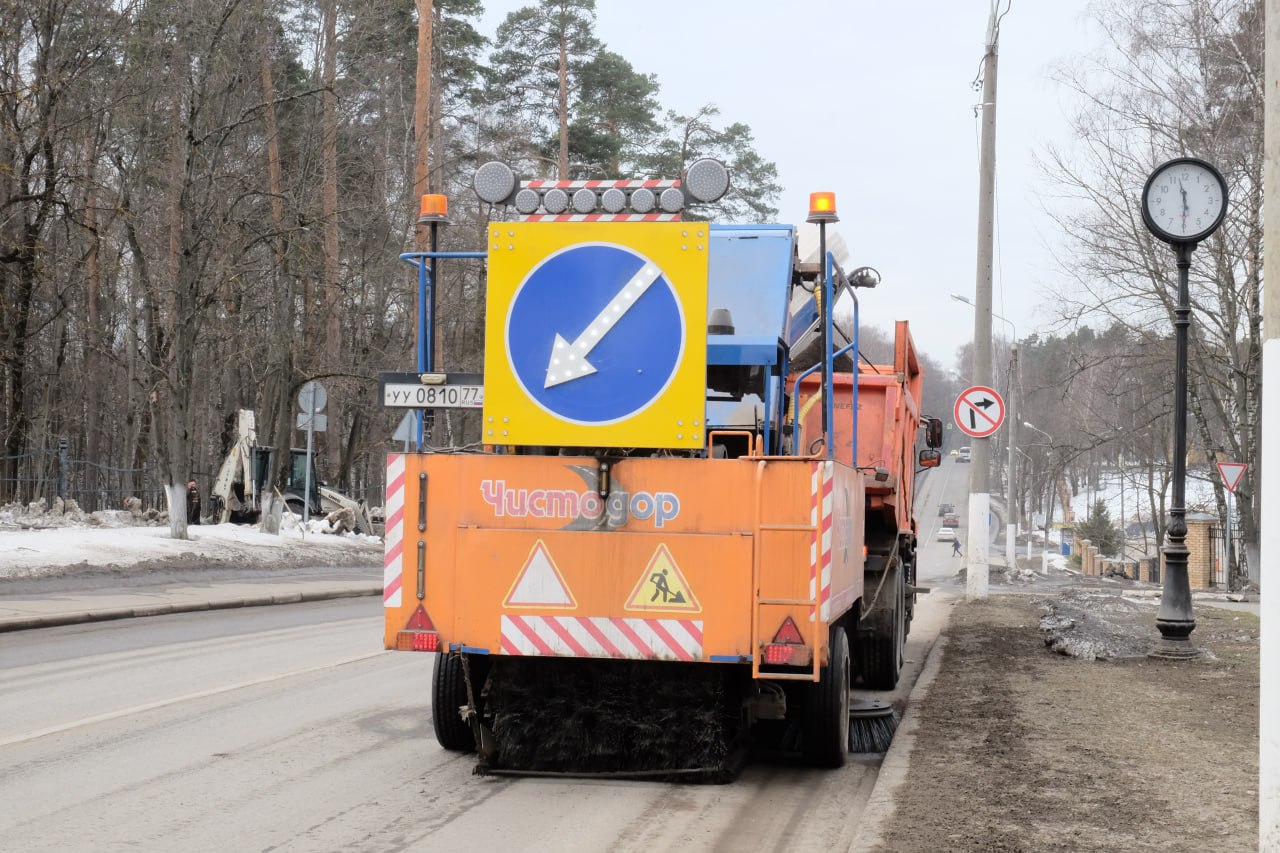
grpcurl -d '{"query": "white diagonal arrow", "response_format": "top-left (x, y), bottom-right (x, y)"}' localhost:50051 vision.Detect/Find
top-left (544, 262), bottom-right (662, 388)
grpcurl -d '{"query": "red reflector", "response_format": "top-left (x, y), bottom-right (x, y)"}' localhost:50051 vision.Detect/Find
top-left (764, 644), bottom-right (795, 665)
top-left (405, 605), bottom-right (436, 632)
top-left (763, 643), bottom-right (813, 667)
top-left (771, 615), bottom-right (804, 645)
top-left (396, 631), bottom-right (439, 652)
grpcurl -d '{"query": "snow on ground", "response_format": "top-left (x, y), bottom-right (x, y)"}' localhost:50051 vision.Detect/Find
top-left (1065, 466), bottom-right (1220, 528)
top-left (0, 501), bottom-right (381, 579)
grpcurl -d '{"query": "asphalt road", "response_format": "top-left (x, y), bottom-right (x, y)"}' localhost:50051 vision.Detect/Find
top-left (0, 591), bottom-right (951, 852)
top-left (914, 456), bottom-right (976, 590)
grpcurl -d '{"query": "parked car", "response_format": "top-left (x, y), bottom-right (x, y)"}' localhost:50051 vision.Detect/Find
top-left (942, 513), bottom-right (961, 528)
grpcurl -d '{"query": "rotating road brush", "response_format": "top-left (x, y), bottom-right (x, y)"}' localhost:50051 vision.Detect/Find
top-left (848, 699), bottom-right (900, 754)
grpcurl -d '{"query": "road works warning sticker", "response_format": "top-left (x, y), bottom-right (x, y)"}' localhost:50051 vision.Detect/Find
top-left (504, 540), bottom-right (577, 609)
top-left (624, 544), bottom-right (701, 614)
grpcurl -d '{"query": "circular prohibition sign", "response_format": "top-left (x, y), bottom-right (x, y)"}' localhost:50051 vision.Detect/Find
top-left (953, 385), bottom-right (1006, 438)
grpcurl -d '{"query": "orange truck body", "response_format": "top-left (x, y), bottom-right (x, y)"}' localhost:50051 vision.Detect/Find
top-left (383, 320), bottom-right (927, 678)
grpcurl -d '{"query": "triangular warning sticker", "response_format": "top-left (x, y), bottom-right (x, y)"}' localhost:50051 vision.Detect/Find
top-left (503, 540), bottom-right (577, 609)
top-left (405, 605), bottom-right (436, 631)
top-left (1217, 462), bottom-right (1247, 493)
top-left (625, 545), bottom-right (701, 613)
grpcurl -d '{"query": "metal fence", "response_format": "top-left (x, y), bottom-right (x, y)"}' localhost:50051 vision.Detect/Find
top-left (0, 449), bottom-right (167, 514)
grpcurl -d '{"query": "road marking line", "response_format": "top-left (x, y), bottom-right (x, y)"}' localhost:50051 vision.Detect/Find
top-left (0, 650), bottom-right (388, 748)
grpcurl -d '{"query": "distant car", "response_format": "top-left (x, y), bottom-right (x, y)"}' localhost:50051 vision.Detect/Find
top-left (942, 513), bottom-right (960, 528)
top-left (949, 449), bottom-right (958, 456)
top-left (957, 446), bottom-right (971, 463)
top-left (937, 527), bottom-right (957, 541)
top-left (937, 502), bottom-right (955, 517)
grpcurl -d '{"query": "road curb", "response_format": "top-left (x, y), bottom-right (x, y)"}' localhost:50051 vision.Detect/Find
top-left (0, 584), bottom-right (382, 634)
top-left (849, 632), bottom-right (951, 852)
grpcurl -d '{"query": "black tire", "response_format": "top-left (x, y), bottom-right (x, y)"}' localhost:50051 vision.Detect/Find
top-left (860, 564), bottom-right (905, 691)
top-left (432, 652), bottom-right (475, 752)
top-left (803, 626), bottom-right (850, 768)
top-left (285, 498), bottom-right (305, 519)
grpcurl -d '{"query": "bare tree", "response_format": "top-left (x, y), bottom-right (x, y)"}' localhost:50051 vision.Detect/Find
top-left (1043, 0), bottom-right (1263, 579)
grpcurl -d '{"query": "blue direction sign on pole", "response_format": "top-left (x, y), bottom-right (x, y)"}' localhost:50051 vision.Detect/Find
top-left (506, 244), bottom-right (684, 424)
top-left (483, 222), bottom-right (708, 449)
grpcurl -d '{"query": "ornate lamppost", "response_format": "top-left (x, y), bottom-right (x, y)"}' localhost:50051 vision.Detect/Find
top-left (1139, 157), bottom-right (1229, 659)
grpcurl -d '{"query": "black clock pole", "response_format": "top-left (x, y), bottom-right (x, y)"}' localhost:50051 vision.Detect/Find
top-left (1152, 240), bottom-right (1198, 659)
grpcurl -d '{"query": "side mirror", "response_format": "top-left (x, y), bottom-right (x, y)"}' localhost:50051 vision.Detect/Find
top-left (919, 449), bottom-right (942, 468)
top-left (924, 417), bottom-right (943, 449)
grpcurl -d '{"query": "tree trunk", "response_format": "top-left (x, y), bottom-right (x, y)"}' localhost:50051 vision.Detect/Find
top-left (557, 33), bottom-right (569, 178)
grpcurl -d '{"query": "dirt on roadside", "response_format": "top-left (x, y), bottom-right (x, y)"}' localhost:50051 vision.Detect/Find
top-left (872, 592), bottom-right (1259, 853)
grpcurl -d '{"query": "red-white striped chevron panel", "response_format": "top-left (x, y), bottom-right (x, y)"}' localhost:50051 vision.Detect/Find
top-left (518, 212), bottom-right (680, 222)
top-left (809, 460), bottom-right (834, 622)
top-left (383, 454), bottom-right (405, 608)
top-left (520, 179), bottom-right (679, 190)
top-left (499, 614), bottom-right (703, 662)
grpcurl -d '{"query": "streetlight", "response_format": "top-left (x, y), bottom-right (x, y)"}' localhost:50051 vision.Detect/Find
top-left (952, 294), bottom-right (1020, 569)
top-left (1024, 421), bottom-right (1055, 574)
top-left (951, 294), bottom-right (1016, 342)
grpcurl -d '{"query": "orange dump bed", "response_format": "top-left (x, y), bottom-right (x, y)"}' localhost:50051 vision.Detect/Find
top-left (794, 320), bottom-right (924, 538)
top-left (383, 453), bottom-right (864, 677)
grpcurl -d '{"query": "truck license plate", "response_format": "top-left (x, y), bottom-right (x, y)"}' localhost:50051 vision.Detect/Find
top-left (379, 373), bottom-right (484, 409)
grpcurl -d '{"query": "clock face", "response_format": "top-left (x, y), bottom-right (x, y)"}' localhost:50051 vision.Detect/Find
top-left (1142, 159), bottom-right (1228, 243)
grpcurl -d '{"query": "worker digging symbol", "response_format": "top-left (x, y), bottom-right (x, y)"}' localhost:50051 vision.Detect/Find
top-left (625, 544), bottom-right (701, 613)
top-left (649, 567), bottom-right (686, 605)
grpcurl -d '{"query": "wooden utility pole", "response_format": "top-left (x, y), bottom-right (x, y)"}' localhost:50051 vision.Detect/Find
top-left (413, 0), bottom-right (433, 234)
top-left (967, 3), bottom-right (1000, 601)
top-left (1260, 0), bottom-right (1279, 845)
top-left (322, 0), bottom-right (341, 361)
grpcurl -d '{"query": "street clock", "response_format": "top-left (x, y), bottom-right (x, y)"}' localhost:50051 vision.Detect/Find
top-left (1140, 157), bottom-right (1228, 245)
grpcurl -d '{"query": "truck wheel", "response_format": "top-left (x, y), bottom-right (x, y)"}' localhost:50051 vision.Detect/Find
top-left (860, 565), bottom-right (905, 690)
top-left (803, 626), bottom-right (850, 768)
top-left (432, 652), bottom-right (475, 752)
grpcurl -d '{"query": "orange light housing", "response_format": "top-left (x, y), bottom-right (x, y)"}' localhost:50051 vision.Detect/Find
top-left (418, 193), bottom-right (449, 223)
top-left (807, 191), bottom-right (838, 223)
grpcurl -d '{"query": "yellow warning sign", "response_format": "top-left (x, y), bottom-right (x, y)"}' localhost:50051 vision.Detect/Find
top-left (504, 540), bottom-right (577, 609)
top-left (624, 545), bottom-right (700, 613)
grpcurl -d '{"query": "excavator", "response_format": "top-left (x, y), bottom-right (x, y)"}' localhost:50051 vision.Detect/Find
top-left (210, 409), bottom-right (376, 534)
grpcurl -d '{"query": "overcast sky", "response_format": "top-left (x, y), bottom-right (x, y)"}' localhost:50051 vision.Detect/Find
top-left (477, 1), bottom-right (1102, 367)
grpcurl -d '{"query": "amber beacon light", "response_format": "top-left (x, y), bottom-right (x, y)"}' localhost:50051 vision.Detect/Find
top-left (418, 193), bottom-right (449, 223)
top-left (807, 191), bottom-right (838, 224)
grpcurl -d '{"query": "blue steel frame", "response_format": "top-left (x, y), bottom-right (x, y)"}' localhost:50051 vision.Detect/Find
top-left (789, 252), bottom-right (859, 464)
top-left (399, 250), bottom-right (486, 449)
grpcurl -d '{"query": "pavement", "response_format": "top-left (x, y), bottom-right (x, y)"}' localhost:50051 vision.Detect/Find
top-left (0, 570), bottom-right (381, 633)
top-left (0, 553), bottom-right (1260, 849)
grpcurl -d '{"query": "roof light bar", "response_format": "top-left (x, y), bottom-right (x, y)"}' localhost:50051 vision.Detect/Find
top-left (571, 187), bottom-right (597, 214)
top-left (514, 187), bottom-right (541, 215)
top-left (601, 187), bottom-right (627, 213)
top-left (542, 187), bottom-right (569, 214)
top-left (473, 161), bottom-right (518, 204)
top-left (683, 158), bottom-right (730, 203)
top-left (630, 187), bottom-right (656, 213)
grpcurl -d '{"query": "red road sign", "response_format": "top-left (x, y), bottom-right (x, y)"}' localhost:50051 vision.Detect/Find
top-left (953, 385), bottom-right (1006, 438)
top-left (1217, 461), bottom-right (1247, 493)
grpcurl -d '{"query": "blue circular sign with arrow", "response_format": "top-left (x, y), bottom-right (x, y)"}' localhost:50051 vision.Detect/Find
top-left (505, 243), bottom-right (686, 425)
